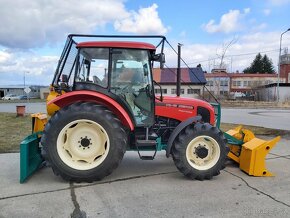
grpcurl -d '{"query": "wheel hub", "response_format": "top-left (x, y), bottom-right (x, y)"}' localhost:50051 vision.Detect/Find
top-left (195, 145), bottom-right (208, 159)
top-left (80, 137), bottom-right (91, 148)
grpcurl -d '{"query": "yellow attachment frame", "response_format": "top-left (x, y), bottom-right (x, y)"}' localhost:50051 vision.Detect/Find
top-left (31, 113), bottom-right (48, 133)
top-left (226, 126), bottom-right (280, 177)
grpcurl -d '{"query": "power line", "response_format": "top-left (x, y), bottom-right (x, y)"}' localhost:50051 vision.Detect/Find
top-left (164, 39), bottom-right (219, 102)
top-left (182, 48), bottom-right (283, 66)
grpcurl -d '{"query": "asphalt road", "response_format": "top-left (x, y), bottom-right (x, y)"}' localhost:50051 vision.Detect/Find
top-left (221, 108), bottom-right (290, 131)
top-left (0, 102), bottom-right (289, 130)
top-left (0, 102), bottom-right (46, 113)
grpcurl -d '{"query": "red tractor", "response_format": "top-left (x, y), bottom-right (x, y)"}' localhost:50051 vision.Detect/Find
top-left (22, 35), bottom-right (229, 182)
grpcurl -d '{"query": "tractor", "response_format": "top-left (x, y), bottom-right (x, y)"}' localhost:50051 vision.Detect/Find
top-left (20, 34), bottom-right (279, 183)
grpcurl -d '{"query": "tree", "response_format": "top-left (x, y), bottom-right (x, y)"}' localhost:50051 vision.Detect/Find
top-left (243, 53), bottom-right (275, 74)
top-left (262, 55), bottom-right (275, 74)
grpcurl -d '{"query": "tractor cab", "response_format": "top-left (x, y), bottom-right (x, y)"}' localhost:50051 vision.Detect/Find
top-left (50, 35), bottom-right (166, 128)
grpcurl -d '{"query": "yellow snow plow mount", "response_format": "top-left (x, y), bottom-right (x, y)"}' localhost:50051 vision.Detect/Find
top-left (224, 126), bottom-right (281, 177)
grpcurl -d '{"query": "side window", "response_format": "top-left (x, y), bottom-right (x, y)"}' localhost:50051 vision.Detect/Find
top-left (89, 59), bottom-right (108, 87)
top-left (75, 48), bottom-right (109, 88)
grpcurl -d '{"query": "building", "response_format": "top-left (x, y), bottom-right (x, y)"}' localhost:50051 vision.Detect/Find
top-left (0, 85), bottom-right (47, 99)
top-left (205, 71), bottom-right (278, 98)
top-left (256, 83), bottom-right (290, 101)
top-left (280, 53), bottom-right (290, 83)
top-left (230, 73), bottom-right (278, 95)
top-left (153, 67), bottom-right (206, 98)
top-left (204, 72), bottom-right (230, 96)
top-left (0, 85), bottom-right (25, 98)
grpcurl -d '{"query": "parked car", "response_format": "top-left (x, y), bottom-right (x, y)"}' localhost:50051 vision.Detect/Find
top-left (17, 95), bottom-right (28, 100)
top-left (2, 94), bottom-right (17, 100)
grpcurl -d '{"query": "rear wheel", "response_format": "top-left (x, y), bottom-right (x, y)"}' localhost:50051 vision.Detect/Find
top-left (172, 122), bottom-right (228, 180)
top-left (41, 102), bottom-right (127, 182)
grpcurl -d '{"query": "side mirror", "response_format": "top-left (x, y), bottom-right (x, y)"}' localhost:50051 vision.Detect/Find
top-left (152, 53), bottom-right (165, 69)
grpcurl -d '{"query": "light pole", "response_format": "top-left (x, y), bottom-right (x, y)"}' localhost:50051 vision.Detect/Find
top-left (23, 71), bottom-right (29, 95)
top-left (277, 28), bottom-right (290, 102)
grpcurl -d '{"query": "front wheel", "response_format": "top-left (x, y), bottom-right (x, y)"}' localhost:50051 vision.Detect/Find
top-left (41, 102), bottom-right (127, 182)
top-left (172, 122), bottom-right (228, 180)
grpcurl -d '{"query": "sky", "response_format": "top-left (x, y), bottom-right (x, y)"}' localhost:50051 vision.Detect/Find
top-left (0, 0), bottom-right (290, 86)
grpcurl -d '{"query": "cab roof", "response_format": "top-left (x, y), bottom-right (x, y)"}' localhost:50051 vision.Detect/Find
top-left (77, 41), bottom-right (156, 50)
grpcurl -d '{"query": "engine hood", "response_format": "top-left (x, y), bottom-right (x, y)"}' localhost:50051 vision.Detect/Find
top-left (155, 96), bottom-right (215, 124)
top-left (156, 96), bottom-right (213, 109)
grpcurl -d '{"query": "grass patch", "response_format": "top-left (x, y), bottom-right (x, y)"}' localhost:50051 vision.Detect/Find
top-left (0, 113), bottom-right (31, 153)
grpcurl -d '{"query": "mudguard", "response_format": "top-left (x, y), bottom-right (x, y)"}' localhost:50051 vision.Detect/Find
top-left (166, 115), bottom-right (202, 157)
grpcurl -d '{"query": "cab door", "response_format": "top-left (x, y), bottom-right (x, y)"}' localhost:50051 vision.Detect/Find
top-left (110, 49), bottom-right (154, 127)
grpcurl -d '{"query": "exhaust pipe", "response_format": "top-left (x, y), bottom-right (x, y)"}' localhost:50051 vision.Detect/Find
top-left (176, 43), bottom-right (182, 97)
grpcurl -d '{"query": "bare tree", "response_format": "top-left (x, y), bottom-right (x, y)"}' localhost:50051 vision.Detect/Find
top-left (216, 37), bottom-right (238, 69)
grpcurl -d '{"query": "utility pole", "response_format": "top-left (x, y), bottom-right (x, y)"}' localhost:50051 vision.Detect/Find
top-left (277, 28), bottom-right (290, 102)
top-left (23, 71), bottom-right (26, 94)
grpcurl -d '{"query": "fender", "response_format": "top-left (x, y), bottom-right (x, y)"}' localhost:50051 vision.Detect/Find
top-left (47, 90), bottom-right (134, 131)
top-left (166, 115), bottom-right (202, 157)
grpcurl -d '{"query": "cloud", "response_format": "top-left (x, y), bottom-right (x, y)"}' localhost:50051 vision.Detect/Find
top-left (203, 9), bottom-right (249, 34)
top-left (165, 31), bottom-right (290, 73)
top-left (0, 1), bottom-right (169, 85)
top-left (179, 31), bottom-right (187, 37)
top-left (0, 0), bottom-right (129, 49)
top-left (0, 48), bottom-right (58, 85)
top-left (254, 23), bottom-right (268, 30)
top-left (1, 31), bottom-right (289, 85)
top-left (263, 9), bottom-right (271, 16)
top-left (114, 4), bottom-right (168, 34)
top-left (0, 1), bottom-right (168, 49)
top-left (0, 50), bottom-right (11, 63)
top-left (244, 8), bottom-right (251, 14)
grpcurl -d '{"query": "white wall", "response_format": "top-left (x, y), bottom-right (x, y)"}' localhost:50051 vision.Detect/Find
top-left (256, 86), bottom-right (290, 102)
top-left (157, 84), bottom-right (204, 98)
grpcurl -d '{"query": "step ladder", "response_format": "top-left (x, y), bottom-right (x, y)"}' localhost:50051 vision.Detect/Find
top-left (135, 128), bottom-right (157, 160)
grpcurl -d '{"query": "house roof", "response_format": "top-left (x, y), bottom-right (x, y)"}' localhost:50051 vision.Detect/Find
top-left (153, 67), bottom-right (206, 84)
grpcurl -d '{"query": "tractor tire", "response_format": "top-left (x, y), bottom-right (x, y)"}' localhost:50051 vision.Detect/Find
top-left (41, 102), bottom-right (127, 182)
top-left (172, 122), bottom-right (228, 180)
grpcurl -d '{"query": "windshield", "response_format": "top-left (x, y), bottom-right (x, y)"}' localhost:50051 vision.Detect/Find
top-left (110, 49), bottom-right (152, 88)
